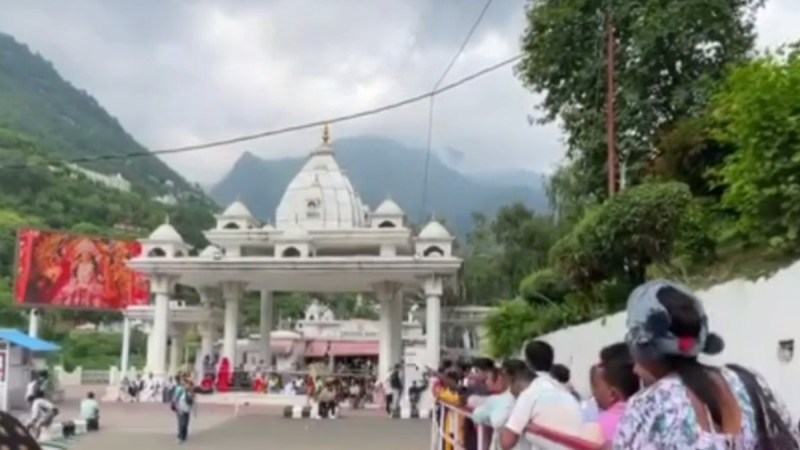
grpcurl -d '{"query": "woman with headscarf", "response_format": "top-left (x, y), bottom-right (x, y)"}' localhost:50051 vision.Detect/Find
top-left (614, 280), bottom-right (799, 449)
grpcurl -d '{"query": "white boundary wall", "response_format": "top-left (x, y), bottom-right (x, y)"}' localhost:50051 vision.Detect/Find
top-left (540, 260), bottom-right (800, 418)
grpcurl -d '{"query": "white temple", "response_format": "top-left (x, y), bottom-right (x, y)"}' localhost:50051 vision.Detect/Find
top-left (122, 125), bottom-right (462, 387)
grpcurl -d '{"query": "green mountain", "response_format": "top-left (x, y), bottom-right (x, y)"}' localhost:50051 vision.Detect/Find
top-left (210, 136), bottom-right (549, 236)
top-left (0, 32), bottom-right (194, 193)
top-left (0, 33), bottom-right (218, 328)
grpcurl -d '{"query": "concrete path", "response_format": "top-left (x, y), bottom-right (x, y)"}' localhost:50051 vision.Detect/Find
top-left (67, 402), bottom-right (430, 450)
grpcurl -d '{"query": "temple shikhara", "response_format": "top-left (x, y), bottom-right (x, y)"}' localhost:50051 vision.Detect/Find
top-left (120, 125), bottom-right (462, 409)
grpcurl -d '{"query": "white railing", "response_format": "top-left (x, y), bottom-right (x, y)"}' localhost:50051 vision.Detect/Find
top-left (431, 399), bottom-right (604, 450)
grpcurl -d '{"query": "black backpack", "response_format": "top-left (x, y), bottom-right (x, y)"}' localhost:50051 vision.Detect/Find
top-left (726, 364), bottom-right (799, 450)
top-left (390, 372), bottom-right (402, 390)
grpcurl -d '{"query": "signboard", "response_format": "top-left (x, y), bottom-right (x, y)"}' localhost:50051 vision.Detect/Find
top-left (14, 229), bottom-right (150, 310)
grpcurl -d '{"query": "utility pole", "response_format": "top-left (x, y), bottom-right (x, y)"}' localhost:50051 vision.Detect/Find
top-left (605, 8), bottom-right (618, 196)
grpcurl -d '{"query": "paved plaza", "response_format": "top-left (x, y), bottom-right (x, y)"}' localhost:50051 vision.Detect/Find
top-left (65, 401), bottom-right (430, 450)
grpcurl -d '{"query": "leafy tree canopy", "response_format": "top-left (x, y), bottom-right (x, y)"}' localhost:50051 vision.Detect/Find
top-left (517, 0), bottom-right (763, 197)
top-left (550, 181), bottom-right (712, 288)
top-left (710, 52), bottom-right (800, 249)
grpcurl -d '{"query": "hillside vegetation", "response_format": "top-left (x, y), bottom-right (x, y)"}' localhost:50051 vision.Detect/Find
top-left (0, 32), bottom-right (217, 338)
top-left (0, 32), bottom-right (195, 193)
top-left (0, 127), bottom-right (215, 329)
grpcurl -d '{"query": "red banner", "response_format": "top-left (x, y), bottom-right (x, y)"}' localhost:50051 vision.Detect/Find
top-left (14, 229), bottom-right (149, 310)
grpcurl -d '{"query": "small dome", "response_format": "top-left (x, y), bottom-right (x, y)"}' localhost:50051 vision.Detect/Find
top-left (222, 200), bottom-right (254, 218)
top-left (419, 220), bottom-right (451, 240)
top-left (374, 198), bottom-right (404, 216)
top-left (262, 222), bottom-right (275, 231)
top-left (148, 222), bottom-right (184, 242)
top-left (199, 245), bottom-right (222, 258)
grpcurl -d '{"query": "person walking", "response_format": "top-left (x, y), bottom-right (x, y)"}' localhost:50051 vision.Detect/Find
top-left (171, 377), bottom-right (195, 444)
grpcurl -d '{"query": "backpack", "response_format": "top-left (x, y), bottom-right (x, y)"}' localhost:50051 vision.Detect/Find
top-left (390, 371), bottom-right (402, 390)
top-left (185, 390), bottom-right (194, 406)
top-left (726, 364), bottom-right (799, 450)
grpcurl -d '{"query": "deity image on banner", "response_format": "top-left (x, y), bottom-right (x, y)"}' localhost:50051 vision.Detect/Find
top-left (52, 238), bottom-right (105, 308)
top-left (14, 229), bottom-right (149, 310)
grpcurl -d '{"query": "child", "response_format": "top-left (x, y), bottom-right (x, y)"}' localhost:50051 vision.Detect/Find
top-left (591, 359), bottom-right (639, 442)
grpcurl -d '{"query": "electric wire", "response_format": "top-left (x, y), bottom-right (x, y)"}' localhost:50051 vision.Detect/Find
top-left (419, 0), bottom-right (496, 217)
top-left (0, 53), bottom-right (521, 172)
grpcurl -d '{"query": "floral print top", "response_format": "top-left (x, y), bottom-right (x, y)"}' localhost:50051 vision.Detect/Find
top-left (613, 367), bottom-right (797, 449)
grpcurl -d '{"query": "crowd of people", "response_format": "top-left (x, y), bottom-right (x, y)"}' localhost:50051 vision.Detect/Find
top-left (7, 278), bottom-right (799, 450)
top-left (433, 279), bottom-right (800, 450)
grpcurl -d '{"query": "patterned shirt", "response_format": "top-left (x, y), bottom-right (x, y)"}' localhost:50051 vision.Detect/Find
top-left (613, 367), bottom-right (796, 449)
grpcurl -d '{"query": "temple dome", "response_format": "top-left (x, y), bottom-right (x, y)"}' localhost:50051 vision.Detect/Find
top-left (418, 220), bottom-right (451, 240)
top-left (222, 200), bottom-right (254, 218)
top-left (374, 198), bottom-right (403, 216)
top-left (275, 125), bottom-right (365, 229)
top-left (148, 222), bottom-right (184, 243)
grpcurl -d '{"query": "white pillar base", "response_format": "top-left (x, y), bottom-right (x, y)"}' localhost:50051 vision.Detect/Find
top-left (259, 290), bottom-right (273, 370)
top-left (222, 282), bottom-right (244, 367)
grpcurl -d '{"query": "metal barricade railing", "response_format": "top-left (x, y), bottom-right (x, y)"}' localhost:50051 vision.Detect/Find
top-left (431, 399), bottom-right (603, 450)
top-left (431, 401), bottom-right (487, 450)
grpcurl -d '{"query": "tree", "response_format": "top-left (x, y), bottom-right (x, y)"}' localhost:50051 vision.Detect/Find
top-left (462, 213), bottom-right (508, 304)
top-left (650, 117), bottom-right (734, 200)
top-left (491, 204), bottom-right (557, 293)
top-left (547, 164), bottom-right (599, 229)
top-left (550, 181), bottom-right (711, 288)
top-left (519, 268), bottom-right (571, 305)
top-left (710, 52), bottom-right (800, 248)
top-left (484, 299), bottom-right (539, 358)
top-left (517, 0), bottom-right (763, 197)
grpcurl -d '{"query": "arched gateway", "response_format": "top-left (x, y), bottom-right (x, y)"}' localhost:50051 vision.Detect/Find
top-left (124, 125), bottom-right (461, 409)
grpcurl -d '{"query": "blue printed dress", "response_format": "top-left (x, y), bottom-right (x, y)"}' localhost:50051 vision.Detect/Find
top-left (612, 367), bottom-right (797, 449)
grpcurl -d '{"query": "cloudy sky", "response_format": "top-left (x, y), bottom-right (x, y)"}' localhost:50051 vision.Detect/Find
top-left (0, 0), bottom-right (797, 185)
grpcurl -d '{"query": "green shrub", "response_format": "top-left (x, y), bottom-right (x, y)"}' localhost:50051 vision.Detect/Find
top-left (519, 268), bottom-right (571, 305)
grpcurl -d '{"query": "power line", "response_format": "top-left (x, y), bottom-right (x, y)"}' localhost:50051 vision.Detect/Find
top-left (0, 53), bottom-right (521, 172)
top-left (420, 0), bottom-right (496, 217)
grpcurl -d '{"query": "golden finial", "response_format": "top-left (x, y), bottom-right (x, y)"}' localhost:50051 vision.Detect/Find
top-left (322, 124), bottom-right (330, 145)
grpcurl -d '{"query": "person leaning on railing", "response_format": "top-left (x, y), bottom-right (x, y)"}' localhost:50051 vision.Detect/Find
top-left (433, 367), bottom-right (467, 450)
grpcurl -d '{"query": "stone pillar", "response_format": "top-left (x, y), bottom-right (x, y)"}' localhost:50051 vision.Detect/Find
top-left (145, 323), bottom-right (155, 374)
top-left (199, 323), bottom-right (214, 363)
top-left (169, 328), bottom-right (184, 375)
top-left (424, 276), bottom-right (443, 371)
top-left (390, 295), bottom-right (403, 362)
top-left (28, 309), bottom-right (40, 337)
top-left (149, 276), bottom-right (173, 378)
top-left (222, 282), bottom-right (244, 366)
top-left (198, 288), bottom-right (216, 365)
top-left (375, 282), bottom-right (400, 384)
top-left (259, 290), bottom-right (273, 370)
top-left (120, 315), bottom-right (131, 377)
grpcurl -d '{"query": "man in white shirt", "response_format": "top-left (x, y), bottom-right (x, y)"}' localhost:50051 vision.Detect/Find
top-left (500, 341), bottom-right (583, 450)
top-left (80, 391), bottom-right (100, 422)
